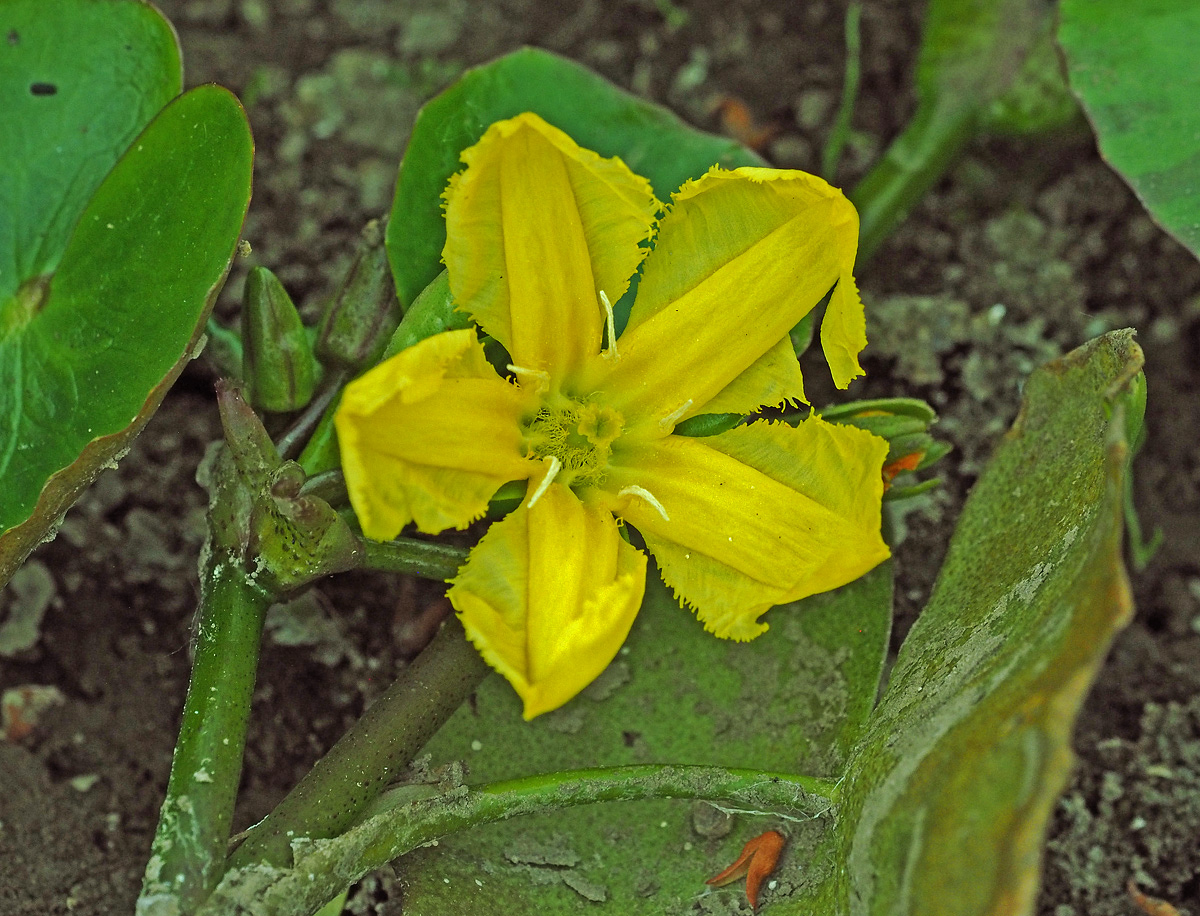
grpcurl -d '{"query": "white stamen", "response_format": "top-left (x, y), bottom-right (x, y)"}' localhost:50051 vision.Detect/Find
top-left (527, 456), bottom-right (561, 508)
top-left (618, 485), bottom-right (670, 522)
top-left (659, 399), bottom-right (693, 430)
top-left (599, 290), bottom-right (619, 360)
top-left (506, 363), bottom-right (550, 392)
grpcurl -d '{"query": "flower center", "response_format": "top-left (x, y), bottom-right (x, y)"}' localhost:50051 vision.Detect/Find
top-left (522, 398), bottom-right (624, 488)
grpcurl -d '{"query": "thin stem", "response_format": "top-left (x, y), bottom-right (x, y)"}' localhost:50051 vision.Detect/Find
top-left (228, 615), bottom-right (490, 869)
top-left (851, 101), bottom-right (977, 265)
top-left (821, 1), bottom-right (862, 180)
top-left (200, 764), bottom-right (837, 916)
top-left (359, 536), bottom-right (469, 580)
top-left (276, 368), bottom-right (349, 461)
top-left (138, 559), bottom-right (270, 913)
top-left (297, 468), bottom-right (348, 507)
top-left (382, 765), bottom-right (839, 842)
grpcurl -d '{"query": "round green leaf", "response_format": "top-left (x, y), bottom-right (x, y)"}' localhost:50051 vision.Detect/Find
top-left (1059, 1), bottom-right (1200, 260)
top-left (395, 564), bottom-right (893, 915)
top-left (0, 0), bottom-right (181, 300)
top-left (386, 47), bottom-right (763, 308)
top-left (0, 85), bottom-right (254, 579)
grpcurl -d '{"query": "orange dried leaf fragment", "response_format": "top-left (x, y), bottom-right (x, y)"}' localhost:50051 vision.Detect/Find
top-left (712, 95), bottom-right (781, 152)
top-left (1128, 880), bottom-right (1182, 916)
top-left (705, 829), bottom-right (786, 911)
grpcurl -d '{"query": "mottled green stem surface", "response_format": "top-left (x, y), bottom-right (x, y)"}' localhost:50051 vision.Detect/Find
top-left (202, 764), bottom-right (837, 916)
top-left (359, 536), bottom-right (469, 579)
top-left (138, 558), bottom-right (270, 915)
top-left (229, 615), bottom-right (489, 869)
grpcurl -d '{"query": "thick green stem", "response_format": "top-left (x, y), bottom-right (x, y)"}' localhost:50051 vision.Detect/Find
top-left (138, 559), bottom-right (270, 915)
top-left (229, 615), bottom-right (489, 869)
top-left (200, 764), bottom-right (837, 916)
top-left (358, 536), bottom-right (469, 580)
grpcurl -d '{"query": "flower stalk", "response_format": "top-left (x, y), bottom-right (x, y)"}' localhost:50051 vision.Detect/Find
top-left (228, 615), bottom-right (490, 869)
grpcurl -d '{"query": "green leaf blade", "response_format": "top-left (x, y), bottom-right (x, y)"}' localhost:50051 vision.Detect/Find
top-left (787, 331), bottom-right (1139, 915)
top-left (0, 84), bottom-right (253, 580)
top-left (1058, 1), bottom-right (1200, 259)
top-left (386, 47), bottom-right (763, 308)
top-left (0, 0), bottom-right (181, 298)
top-left (396, 563), bottom-right (892, 915)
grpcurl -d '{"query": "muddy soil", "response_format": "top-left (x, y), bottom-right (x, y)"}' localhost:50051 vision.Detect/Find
top-left (2, 1), bottom-right (1198, 914)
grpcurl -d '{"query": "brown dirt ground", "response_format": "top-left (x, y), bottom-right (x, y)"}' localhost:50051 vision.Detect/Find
top-left (2, 1), bottom-right (1199, 914)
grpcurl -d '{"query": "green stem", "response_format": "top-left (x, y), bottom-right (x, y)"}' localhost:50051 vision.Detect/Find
top-left (276, 368), bottom-right (349, 461)
top-left (359, 536), bottom-right (469, 580)
top-left (201, 764), bottom-right (837, 916)
top-left (228, 615), bottom-right (489, 869)
top-left (298, 468), bottom-right (348, 507)
top-left (138, 559), bottom-right (270, 914)
top-left (378, 765), bottom-right (839, 839)
top-left (851, 101), bottom-right (978, 264)
top-left (821, 1), bottom-right (862, 180)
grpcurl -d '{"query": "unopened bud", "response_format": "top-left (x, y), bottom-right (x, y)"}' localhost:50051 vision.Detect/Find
top-left (315, 219), bottom-right (400, 370)
top-left (248, 461), bottom-right (362, 594)
top-left (242, 267), bottom-right (318, 412)
top-left (819, 397), bottom-right (951, 498)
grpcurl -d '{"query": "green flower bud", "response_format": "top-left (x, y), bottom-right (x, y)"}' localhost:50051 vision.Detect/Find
top-left (248, 460), bottom-right (362, 595)
top-left (213, 382), bottom-right (362, 597)
top-left (242, 266), bottom-right (318, 412)
top-left (315, 219), bottom-right (400, 371)
top-left (818, 396), bottom-right (951, 499)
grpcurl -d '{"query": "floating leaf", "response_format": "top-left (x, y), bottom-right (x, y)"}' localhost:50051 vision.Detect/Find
top-left (0, 0), bottom-right (180, 297)
top-left (0, 85), bottom-right (254, 584)
top-left (783, 330), bottom-right (1139, 914)
top-left (386, 47), bottom-right (762, 309)
top-left (394, 563), bottom-right (892, 915)
top-left (1058, 1), bottom-right (1200, 260)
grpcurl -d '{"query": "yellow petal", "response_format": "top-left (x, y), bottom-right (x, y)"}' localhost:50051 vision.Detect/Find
top-left (449, 482), bottom-right (648, 719)
top-left (603, 417), bottom-right (889, 640)
top-left (443, 112), bottom-right (660, 377)
top-left (582, 167), bottom-right (862, 428)
top-left (822, 267), bottom-right (867, 389)
top-left (335, 329), bottom-right (535, 539)
top-left (698, 334), bottom-right (807, 419)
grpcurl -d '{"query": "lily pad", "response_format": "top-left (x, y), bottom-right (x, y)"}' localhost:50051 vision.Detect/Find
top-left (396, 562), bottom-right (893, 915)
top-left (386, 46), bottom-right (763, 309)
top-left (784, 330), bottom-right (1139, 914)
top-left (1058, 1), bottom-right (1200, 260)
top-left (0, 0), bottom-right (181, 298)
top-left (0, 85), bottom-right (254, 584)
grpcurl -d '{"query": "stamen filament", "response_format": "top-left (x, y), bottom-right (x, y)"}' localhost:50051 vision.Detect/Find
top-left (659, 399), bottom-right (693, 430)
top-left (599, 290), bottom-right (619, 360)
top-left (507, 364), bottom-right (550, 392)
top-left (618, 485), bottom-right (670, 522)
top-left (527, 455), bottom-right (561, 508)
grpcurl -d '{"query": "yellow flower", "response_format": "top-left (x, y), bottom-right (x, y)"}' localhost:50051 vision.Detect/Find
top-left (335, 113), bottom-right (890, 719)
